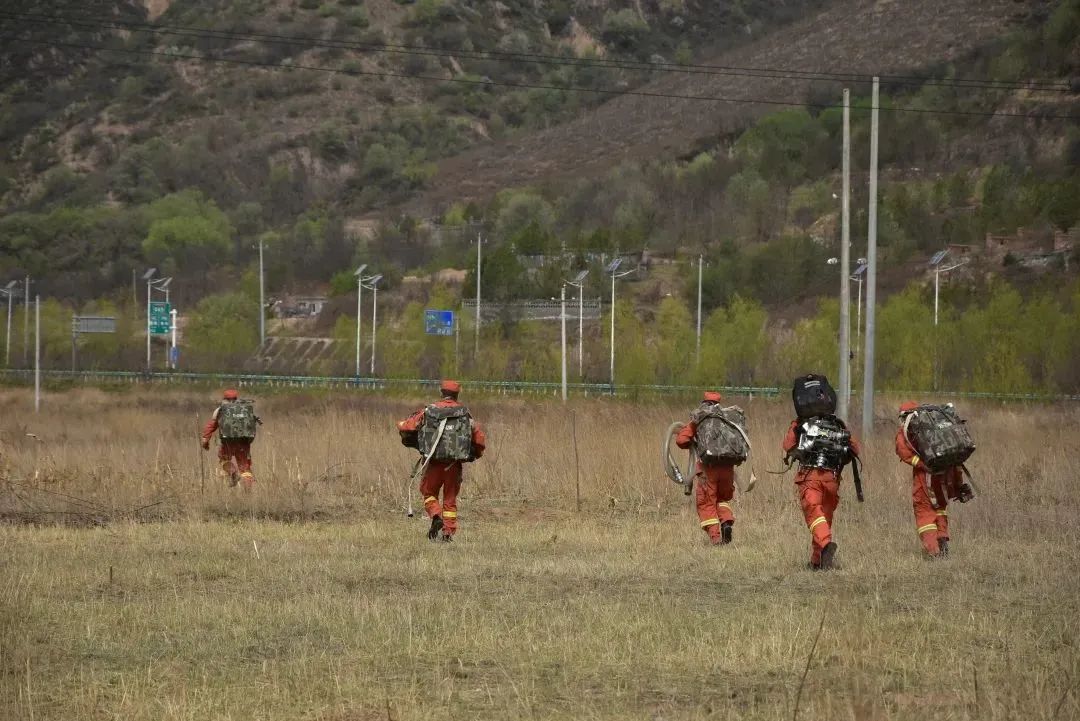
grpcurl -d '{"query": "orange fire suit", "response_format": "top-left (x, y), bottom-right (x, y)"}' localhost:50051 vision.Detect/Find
top-left (675, 413), bottom-right (736, 543)
top-left (202, 409), bottom-right (255, 490)
top-left (895, 428), bottom-right (961, 556)
top-left (397, 399), bottom-right (486, 537)
top-left (782, 420), bottom-right (861, 566)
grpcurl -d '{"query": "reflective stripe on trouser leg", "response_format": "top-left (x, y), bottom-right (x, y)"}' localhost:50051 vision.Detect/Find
top-left (716, 501), bottom-right (734, 523)
top-left (935, 509), bottom-right (949, 538)
top-left (700, 518), bottom-right (720, 528)
top-left (809, 515), bottom-right (831, 551)
top-left (917, 523), bottom-right (939, 535)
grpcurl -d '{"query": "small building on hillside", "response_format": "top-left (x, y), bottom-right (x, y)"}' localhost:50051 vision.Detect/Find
top-left (273, 296), bottom-right (329, 318)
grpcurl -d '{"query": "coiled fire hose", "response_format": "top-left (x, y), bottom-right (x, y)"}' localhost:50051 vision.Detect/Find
top-left (661, 422), bottom-right (696, 495)
top-left (661, 420), bottom-right (759, 495)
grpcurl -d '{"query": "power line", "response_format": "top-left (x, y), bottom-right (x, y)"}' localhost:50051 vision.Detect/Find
top-left (1, 8), bottom-right (1071, 94)
top-left (6, 34), bottom-right (1079, 121)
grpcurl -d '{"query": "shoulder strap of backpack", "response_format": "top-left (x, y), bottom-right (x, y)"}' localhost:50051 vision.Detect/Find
top-left (901, 411), bottom-right (917, 448)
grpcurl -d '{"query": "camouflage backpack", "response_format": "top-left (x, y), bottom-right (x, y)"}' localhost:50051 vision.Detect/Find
top-left (417, 404), bottom-right (473, 462)
top-left (218, 400), bottom-right (258, 442)
top-left (902, 404), bottom-right (975, 473)
top-left (692, 405), bottom-right (750, 465)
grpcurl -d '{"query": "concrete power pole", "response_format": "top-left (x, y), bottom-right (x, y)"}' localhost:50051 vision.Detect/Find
top-left (23, 276), bottom-right (29, 367)
top-left (474, 233), bottom-right (482, 358)
top-left (838, 88), bottom-right (852, 421)
top-left (861, 77), bottom-right (880, 441)
top-left (258, 237), bottom-right (265, 353)
top-left (696, 254), bottom-right (703, 365)
top-left (560, 284), bottom-right (567, 402)
top-left (34, 295), bottom-right (40, 413)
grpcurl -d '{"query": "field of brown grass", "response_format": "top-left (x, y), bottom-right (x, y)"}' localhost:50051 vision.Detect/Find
top-left (2, 387), bottom-right (1078, 720)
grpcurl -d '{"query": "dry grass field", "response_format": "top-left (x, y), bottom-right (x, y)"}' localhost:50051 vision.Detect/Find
top-left (1, 387), bottom-right (1078, 720)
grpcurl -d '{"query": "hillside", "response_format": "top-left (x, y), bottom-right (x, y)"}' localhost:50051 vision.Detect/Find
top-left (403, 0), bottom-right (1053, 213)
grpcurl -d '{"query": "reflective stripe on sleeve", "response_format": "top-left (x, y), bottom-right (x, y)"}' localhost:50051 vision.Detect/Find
top-left (910, 456), bottom-right (921, 467)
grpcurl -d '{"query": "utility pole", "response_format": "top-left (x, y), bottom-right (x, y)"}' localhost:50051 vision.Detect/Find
top-left (838, 88), bottom-right (852, 422)
top-left (560, 284), bottom-right (567, 402)
top-left (606, 259), bottom-right (632, 389)
top-left (258, 236), bottom-right (265, 353)
top-left (370, 280), bottom-right (378, 376)
top-left (353, 263), bottom-right (368, 377)
top-left (610, 271), bottom-right (616, 387)
top-left (170, 308), bottom-right (178, 370)
top-left (861, 77), bottom-right (880, 441)
top-left (23, 276), bottom-right (30, 367)
top-left (474, 232), bottom-right (482, 358)
top-left (2, 280), bottom-right (15, 369)
top-left (696, 254), bottom-right (703, 365)
top-left (566, 270), bottom-right (589, 378)
top-left (34, 295), bottom-right (40, 413)
top-left (146, 276), bottom-right (152, 372)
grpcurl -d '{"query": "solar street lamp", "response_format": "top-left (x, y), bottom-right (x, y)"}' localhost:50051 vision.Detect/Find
top-left (361, 274), bottom-right (383, 376)
top-left (565, 269), bottom-right (589, 377)
top-left (606, 258), bottom-right (634, 388)
top-left (353, 263), bottom-right (369, 377)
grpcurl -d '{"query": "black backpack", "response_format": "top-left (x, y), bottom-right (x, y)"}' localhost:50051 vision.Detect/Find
top-left (792, 374), bottom-right (837, 419)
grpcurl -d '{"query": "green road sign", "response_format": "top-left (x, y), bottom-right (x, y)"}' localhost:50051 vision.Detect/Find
top-left (149, 302), bottom-right (171, 334)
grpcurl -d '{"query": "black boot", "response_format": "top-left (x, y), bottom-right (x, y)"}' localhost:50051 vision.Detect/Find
top-left (440, 532), bottom-right (453, 543)
top-left (938, 538), bottom-right (949, 558)
top-left (720, 521), bottom-right (734, 545)
top-left (427, 515), bottom-right (444, 541)
top-left (820, 541), bottom-right (838, 570)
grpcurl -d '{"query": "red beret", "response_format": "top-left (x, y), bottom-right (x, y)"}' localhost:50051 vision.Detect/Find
top-left (703, 391), bottom-right (722, 402)
top-left (440, 380), bottom-right (461, 395)
top-left (899, 401), bottom-right (919, 413)
top-left (223, 389), bottom-right (239, 400)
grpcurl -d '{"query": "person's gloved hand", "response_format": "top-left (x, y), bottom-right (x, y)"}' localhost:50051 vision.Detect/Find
top-left (201, 440), bottom-right (210, 451)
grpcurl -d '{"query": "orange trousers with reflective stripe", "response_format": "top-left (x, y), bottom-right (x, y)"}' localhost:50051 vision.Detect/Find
top-left (796, 468), bottom-right (840, 565)
top-left (219, 441), bottom-right (255, 489)
top-left (912, 467), bottom-right (959, 555)
top-left (419, 462), bottom-right (462, 535)
top-left (695, 463), bottom-right (735, 541)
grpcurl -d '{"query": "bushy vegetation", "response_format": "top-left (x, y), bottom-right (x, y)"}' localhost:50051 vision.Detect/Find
top-left (0, 0), bottom-right (1077, 394)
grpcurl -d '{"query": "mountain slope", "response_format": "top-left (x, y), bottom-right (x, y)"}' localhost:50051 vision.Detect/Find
top-left (401, 0), bottom-right (1048, 214)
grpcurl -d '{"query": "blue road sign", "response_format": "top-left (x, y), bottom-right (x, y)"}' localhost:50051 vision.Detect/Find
top-left (425, 309), bottom-right (455, 336)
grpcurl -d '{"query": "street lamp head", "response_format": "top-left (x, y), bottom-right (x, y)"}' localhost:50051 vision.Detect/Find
top-left (605, 258), bottom-right (623, 274)
top-left (142, 268), bottom-right (157, 281)
top-left (354, 263), bottom-right (369, 277)
top-left (4, 280), bottom-right (17, 291)
top-left (571, 269), bottom-right (589, 284)
top-left (367, 274), bottom-right (383, 286)
top-left (929, 250), bottom-right (949, 267)
top-left (827, 257), bottom-right (839, 265)
top-left (856, 257), bottom-right (867, 265)
top-left (853, 263), bottom-right (868, 277)
top-left (156, 277), bottom-right (173, 290)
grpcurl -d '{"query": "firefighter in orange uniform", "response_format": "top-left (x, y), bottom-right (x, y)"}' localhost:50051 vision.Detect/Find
top-left (397, 380), bottom-right (486, 542)
top-left (782, 419), bottom-right (861, 570)
top-left (895, 401), bottom-right (963, 558)
top-left (676, 391), bottom-right (736, 545)
top-left (201, 389), bottom-right (257, 489)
